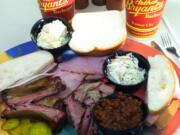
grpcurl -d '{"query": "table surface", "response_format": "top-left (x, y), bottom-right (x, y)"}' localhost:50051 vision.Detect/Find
top-left (0, 0), bottom-right (179, 51)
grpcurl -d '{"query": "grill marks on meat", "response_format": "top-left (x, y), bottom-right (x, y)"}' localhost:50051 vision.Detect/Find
top-left (53, 56), bottom-right (115, 135)
top-left (1, 77), bottom-right (66, 129)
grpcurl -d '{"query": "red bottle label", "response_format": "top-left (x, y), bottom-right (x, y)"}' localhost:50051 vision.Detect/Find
top-left (38, 0), bottom-right (74, 21)
top-left (126, 0), bottom-right (166, 38)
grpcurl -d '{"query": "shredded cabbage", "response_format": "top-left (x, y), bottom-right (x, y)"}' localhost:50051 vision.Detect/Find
top-left (107, 53), bottom-right (145, 85)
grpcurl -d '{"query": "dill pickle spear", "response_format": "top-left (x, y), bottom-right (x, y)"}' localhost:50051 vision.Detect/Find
top-left (2, 118), bottom-right (20, 130)
top-left (29, 122), bottom-right (52, 135)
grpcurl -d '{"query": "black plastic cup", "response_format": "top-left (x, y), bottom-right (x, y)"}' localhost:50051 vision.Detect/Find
top-left (92, 93), bottom-right (149, 135)
top-left (30, 17), bottom-right (73, 58)
top-left (103, 51), bottom-right (150, 93)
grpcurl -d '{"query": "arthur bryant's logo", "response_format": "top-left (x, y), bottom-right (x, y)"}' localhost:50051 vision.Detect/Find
top-left (39, 0), bottom-right (69, 11)
top-left (126, 0), bottom-right (164, 16)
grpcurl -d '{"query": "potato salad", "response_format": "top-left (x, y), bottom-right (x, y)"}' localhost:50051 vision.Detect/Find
top-left (37, 20), bottom-right (69, 49)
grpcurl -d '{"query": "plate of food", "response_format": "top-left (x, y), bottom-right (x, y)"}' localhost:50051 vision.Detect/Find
top-left (0, 10), bottom-right (180, 135)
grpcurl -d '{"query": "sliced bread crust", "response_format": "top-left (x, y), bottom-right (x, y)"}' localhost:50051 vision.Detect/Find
top-left (147, 55), bottom-right (176, 114)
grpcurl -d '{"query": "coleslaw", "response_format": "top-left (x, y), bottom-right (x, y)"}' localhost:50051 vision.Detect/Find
top-left (107, 53), bottom-right (145, 85)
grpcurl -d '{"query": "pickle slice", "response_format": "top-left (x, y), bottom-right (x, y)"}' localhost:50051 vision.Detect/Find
top-left (21, 119), bottom-right (31, 125)
top-left (2, 118), bottom-right (20, 130)
top-left (29, 122), bottom-right (52, 135)
top-left (9, 126), bottom-right (21, 135)
top-left (0, 118), bottom-right (9, 135)
top-left (20, 119), bottom-right (32, 135)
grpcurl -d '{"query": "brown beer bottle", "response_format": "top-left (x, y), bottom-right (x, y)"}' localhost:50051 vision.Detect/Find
top-left (106, 0), bottom-right (125, 10)
top-left (75, 0), bottom-right (89, 9)
top-left (92, 0), bottom-right (106, 6)
top-left (37, 0), bottom-right (75, 22)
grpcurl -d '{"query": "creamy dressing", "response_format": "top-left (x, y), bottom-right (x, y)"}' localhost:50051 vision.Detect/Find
top-left (37, 20), bottom-right (69, 49)
top-left (107, 53), bottom-right (145, 85)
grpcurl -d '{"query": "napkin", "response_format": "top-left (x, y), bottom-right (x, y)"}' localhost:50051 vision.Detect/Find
top-left (0, 41), bottom-right (38, 64)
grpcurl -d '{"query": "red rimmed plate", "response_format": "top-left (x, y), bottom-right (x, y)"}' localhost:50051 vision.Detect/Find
top-left (0, 39), bottom-right (179, 135)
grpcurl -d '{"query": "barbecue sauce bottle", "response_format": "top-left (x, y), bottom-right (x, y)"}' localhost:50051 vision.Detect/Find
top-left (37, 0), bottom-right (75, 22)
top-left (75, 0), bottom-right (89, 9)
top-left (92, 0), bottom-right (106, 6)
top-left (106, 0), bottom-right (125, 10)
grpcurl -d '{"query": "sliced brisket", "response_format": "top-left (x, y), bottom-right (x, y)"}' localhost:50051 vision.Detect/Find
top-left (85, 74), bottom-right (104, 81)
top-left (98, 83), bottom-right (115, 96)
top-left (65, 95), bottom-right (86, 130)
top-left (74, 82), bottom-right (101, 103)
top-left (57, 57), bottom-right (106, 75)
top-left (79, 107), bottom-right (92, 135)
top-left (54, 70), bottom-right (86, 98)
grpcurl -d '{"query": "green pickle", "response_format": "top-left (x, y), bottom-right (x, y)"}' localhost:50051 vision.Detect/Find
top-left (2, 118), bottom-right (52, 135)
top-left (2, 118), bottom-right (20, 130)
top-left (29, 122), bottom-right (52, 135)
top-left (9, 126), bottom-right (21, 135)
top-left (21, 119), bottom-right (31, 124)
top-left (20, 119), bottom-right (32, 135)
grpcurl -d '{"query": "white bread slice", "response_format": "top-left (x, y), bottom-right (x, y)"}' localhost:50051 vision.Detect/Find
top-left (69, 10), bottom-right (127, 55)
top-left (147, 55), bottom-right (176, 113)
top-left (0, 51), bottom-right (53, 91)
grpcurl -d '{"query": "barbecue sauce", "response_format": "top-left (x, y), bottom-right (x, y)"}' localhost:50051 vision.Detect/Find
top-left (37, 0), bottom-right (75, 22)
